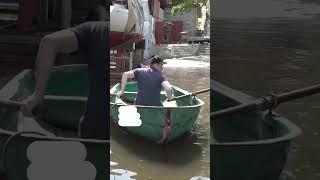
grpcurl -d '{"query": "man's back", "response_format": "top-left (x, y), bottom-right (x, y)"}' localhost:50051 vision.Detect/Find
top-left (133, 67), bottom-right (166, 106)
top-left (72, 21), bottom-right (109, 139)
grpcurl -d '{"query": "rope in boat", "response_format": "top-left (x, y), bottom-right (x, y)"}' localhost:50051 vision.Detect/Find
top-left (159, 109), bottom-right (171, 144)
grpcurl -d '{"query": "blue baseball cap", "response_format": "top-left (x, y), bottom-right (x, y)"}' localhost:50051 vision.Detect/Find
top-left (150, 55), bottom-right (167, 64)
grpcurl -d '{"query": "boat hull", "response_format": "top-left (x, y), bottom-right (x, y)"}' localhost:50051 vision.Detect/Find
top-left (110, 4), bottom-right (144, 47)
top-left (110, 4), bottom-right (128, 33)
top-left (211, 81), bottom-right (301, 180)
top-left (0, 64), bottom-right (108, 180)
top-left (110, 82), bottom-right (204, 143)
top-left (110, 31), bottom-right (143, 48)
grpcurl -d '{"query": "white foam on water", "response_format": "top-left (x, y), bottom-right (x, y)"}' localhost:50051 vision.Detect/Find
top-left (110, 161), bottom-right (118, 166)
top-left (111, 169), bottom-right (137, 180)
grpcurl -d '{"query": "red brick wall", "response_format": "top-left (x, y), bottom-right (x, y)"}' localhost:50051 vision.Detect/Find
top-left (152, 0), bottom-right (161, 22)
top-left (155, 22), bottom-right (165, 44)
top-left (171, 21), bottom-right (183, 43)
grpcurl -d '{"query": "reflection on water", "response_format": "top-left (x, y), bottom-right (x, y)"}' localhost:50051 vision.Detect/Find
top-left (110, 169), bottom-right (137, 180)
top-left (110, 150), bottom-right (137, 180)
top-left (213, 1), bottom-right (320, 179)
top-left (110, 55), bottom-right (210, 179)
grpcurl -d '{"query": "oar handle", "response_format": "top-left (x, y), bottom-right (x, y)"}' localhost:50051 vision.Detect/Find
top-left (0, 99), bottom-right (47, 117)
top-left (211, 84), bottom-right (320, 119)
top-left (167, 88), bottom-right (210, 102)
top-left (0, 100), bottom-right (23, 110)
top-left (276, 84), bottom-right (320, 104)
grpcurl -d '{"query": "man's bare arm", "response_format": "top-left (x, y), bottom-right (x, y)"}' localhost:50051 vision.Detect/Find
top-left (34, 29), bottom-right (78, 99)
top-left (162, 81), bottom-right (174, 100)
top-left (22, 29), bottom-right (78, 116)
top-left (117, 71), bottom-right (135, 97)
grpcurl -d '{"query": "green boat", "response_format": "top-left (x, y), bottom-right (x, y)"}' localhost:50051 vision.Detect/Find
top-left (211, 81), bottom-right (302, 180)
top-left (110, 82), bottom-right (205, 143)
top-left (0, 64), bottom-right (108, 180)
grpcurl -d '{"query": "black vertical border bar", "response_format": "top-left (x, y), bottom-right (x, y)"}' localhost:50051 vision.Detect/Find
top-left (106, 2), bottom-right (111, 179)
top-left (210, 0), bottom-right (214, 179)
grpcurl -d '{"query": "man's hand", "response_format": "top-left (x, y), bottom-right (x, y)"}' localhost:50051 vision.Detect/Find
top-left (161, 80), bottom-right (174, 101)
top-left (163, 95), bottom-right (177, 107)
top-left (21, 94), bottom-right (42, 117)
top-left (167, 95), bottom-right (175, 101)
top-left (116, 91), bottom-right (124, 98)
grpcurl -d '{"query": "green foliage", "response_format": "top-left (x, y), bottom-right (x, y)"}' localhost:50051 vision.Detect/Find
top-left (171, 0), bottom-right (208, 15)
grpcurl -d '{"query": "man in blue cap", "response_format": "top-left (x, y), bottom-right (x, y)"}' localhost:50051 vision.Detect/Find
top-left (116, 55), bottom-right (174, 106)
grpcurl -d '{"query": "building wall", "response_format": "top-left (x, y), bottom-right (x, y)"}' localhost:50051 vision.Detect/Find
top-left (152, 0), bottom-right (161, 22)
top-left (170, 21), bottom-right (183, 43)
top-left (142, 0), bottom-right (155, 59)
top-left (159, 7), bottom-right (164, 20)
top-left (71, 0), bottom-right (107, 25)
top-left (164, 7), bottom-right (197, 36)
top-left (155, 21), bottom-right (165, 44)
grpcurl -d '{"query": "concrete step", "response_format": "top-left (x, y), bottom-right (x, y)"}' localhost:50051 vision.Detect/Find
top-left (168, 43), bottom-right (210, 57)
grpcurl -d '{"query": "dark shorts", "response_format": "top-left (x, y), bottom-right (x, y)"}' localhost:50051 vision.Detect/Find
top-left (78, 116), bottom-right (109, 139)
top-left (71, 21), bottom-right (109, 140)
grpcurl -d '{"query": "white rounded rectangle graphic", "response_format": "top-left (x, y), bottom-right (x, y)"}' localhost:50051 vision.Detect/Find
top-left (118, 106), bottom-right (142, 127)
top-left (27, 141), bottom-right (96, 180)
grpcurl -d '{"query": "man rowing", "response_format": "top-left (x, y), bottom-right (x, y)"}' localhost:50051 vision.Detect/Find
top-left (116, 55), bottom-right (174, 106)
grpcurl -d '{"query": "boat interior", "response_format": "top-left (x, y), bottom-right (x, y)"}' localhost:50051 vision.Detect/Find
top-left (110, 82), bottom-right (203, 108)
top-left (0, 65), bottom-right (89, 138)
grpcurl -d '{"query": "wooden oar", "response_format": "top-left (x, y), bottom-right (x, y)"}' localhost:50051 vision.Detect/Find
top-left (111, 88), bottom-right (210, 103)
top-left (167, 88), bottom-right (210, 102)
top-left (0, 99), bottom-right (23, 110)
top-left (211, 84), bottom-right (320, 119)
top-left (0, 99), bottom-right (46, 116)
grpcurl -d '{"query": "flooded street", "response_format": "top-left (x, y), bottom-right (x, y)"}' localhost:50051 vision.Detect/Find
top-left (213, 0), bottom-right (320, 179)
top-left (110, 55), bottom-right (210, 179)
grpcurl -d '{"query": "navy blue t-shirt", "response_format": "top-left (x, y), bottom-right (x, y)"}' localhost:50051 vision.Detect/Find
top-left (133, 67), bottom-right (166, 106)
top-left (71, 21), bottom-right (109, 139)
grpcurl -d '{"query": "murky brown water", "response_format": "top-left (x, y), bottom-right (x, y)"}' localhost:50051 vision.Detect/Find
top-left (110, 55), bottom-right (210, 180)
top-left (213, 0), bottom-right (320, 179)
